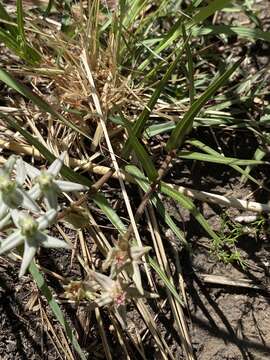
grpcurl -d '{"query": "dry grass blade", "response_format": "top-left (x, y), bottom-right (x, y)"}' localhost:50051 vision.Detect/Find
top-left (41, 306), bottom-right (74, 360)
top-left (80, 49), bottom-right (142, 247)
top-left (136, 299), bottom-right (173, 360)
top-left (146, 203), bottom-right (194, 360)
top-left (200, 274), bottom-right (267, 291)
top-left (95, 308), bottom-right (113, 360)
top-left (110, 317), bottom-right (132, 360)
top-left (165, 183), bottom-right (270, 213)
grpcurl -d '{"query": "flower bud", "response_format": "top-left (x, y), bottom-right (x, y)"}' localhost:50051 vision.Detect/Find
top-left (19, 216), bottom-right (39, 237)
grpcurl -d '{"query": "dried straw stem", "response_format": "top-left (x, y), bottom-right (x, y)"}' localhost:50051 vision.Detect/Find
top-left (1, 139), bottom-right (270, 213)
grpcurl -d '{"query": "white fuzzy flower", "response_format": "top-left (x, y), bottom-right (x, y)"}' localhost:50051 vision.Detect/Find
top-left (0, 156), bottom-right (39, 228)
top-left (0, 209), bottom-right (70, 277)
top-left (25, 152), bottom-right (89, 209)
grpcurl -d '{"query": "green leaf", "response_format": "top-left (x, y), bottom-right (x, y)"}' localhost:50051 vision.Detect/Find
top-left (144, 121), bottom-right (175, 138)
top-left (123, 45), bottom-right (186, 158)
top-left (125, 165), bottom-right (187, 247)
top-left (93, 193), bottom-right (126, 235)
top-left (123, 0), bottom-right (148, 29)
top-left (160, 182), bottom-right (220, 242)
top-left (119, 112), bottom-right (158, 181)
top-left (29, 261), bottom-right (87, 360)
top-left (0, 28), bottom-right (21, 54)
top-left (16, 0), bottom-right (26, 43)
top-left (177, 151), bottom-right (265, 166)
top-left (44, 0), bottom-right (55, 17)
top-left (187, 139), bottom-right (269, 190)
top-left (15, 0), bottom-right (40, 63)
top-left (241, 147), bottom-right (266, 183)
top-left (0, 3), bottom-right (18, 37)
top-left (166, 57), bottom-right (242, 151)
top-left (193, 0), bottom-right (232, 24)
top-left (192, 25), bottom-right (270, 42)
top-left (182, 24), bottom-right (195, 105)
top-left (137, 18), bottom-right (184, 72)
top-left (148, 256), bottom-right (184, 306)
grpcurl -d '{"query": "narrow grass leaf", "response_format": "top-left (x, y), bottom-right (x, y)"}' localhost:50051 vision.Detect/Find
top-left (93, 193), bottom-right (126, 235)
top-left (29, 262), bottom-right (87, 360)
top-left (123, 0), bottom-right (148, 29)
top-left (44, 0), bottom-right (54, 17)
top-left (193, 25), bottom-right (270, 42)
top-left (144, 121), bottom-right (175, 138)
top-left (241, 147), bottom-right (266, 183)
top-left (0, 3), bottom-right (18, 37)
top-left (138, 18), bottom-right (184, 72)
top-left (182, 24), bottom-right (195, 104)
top-left (160, 182), bottom-right (220, 241)
top-left (123, 45), bottom-right (186, 158)
top-left (193, 0), bottom-right (232, 24)
top-left (15, 0), bottom-right (40, 64)
top-left (125, 164), bottom-right (187, 247)
top-left (16, 0), bottom-right (26, 43)
top-left (187, 139), bottom-right (269, 190)
top-left (0, 29), bottom-right (21, 54)
top-left (119, 112), bottom-right (158, 181)
top-left (166, 57), bottom-right (242, 151)
top-left (148, 256), bottom-right (184, 306)
top-left (178, 151), bottom-right (265, 166)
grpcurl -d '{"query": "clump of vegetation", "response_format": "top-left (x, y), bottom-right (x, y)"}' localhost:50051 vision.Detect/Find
top-left (212, 212), bottom-right (267, 268)
top-left (0, 0), bottom-right (269, 358)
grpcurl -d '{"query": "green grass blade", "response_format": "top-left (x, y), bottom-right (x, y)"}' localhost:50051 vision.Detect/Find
top-left (177, 151), bottom-right (265, 166)
top-left (122, 45), bottom-right (186, 158)
top-left (193, 0), bottom-right (231, 24)
top-left (182, 24), bottom-right (195, 104)
top-left (187, 139), bottom-right (269, 190)
top-left (16, 0), bottom-right (26, 43)
top-left (93, 193), bottom-right (126, 235)
top-left (125, 164), bottom-right (187, 247)
top-left (44, 0), bottom-right (54, 17)
top-left (192, 25), bottom-right (270, 42)
top-left (29, 262), bottom-right (87, 360)
top-left (137, 18), bottom-right (184, 72)
top-left (241, 147), bottom-right (266, 183)
top-left (119, 112), bottom-right (158, 181)
top-left (160, 182), bottom-right (220, 242)
top-left (0, 3), bottom-right (18, 37)
top-left (123, 0), bottom-right (148, 29)
top-left (0, 68), bottom-right (91, 140)
top-left (166, 57), bottom-right (242, 151)
top-left (0, 28), bottom-right (21, 53)
top-left (148, 256), bottom-right (184, 306)
top-left (15, 0), bottom-right (40, 64)
top-left (144, 121), bottom-right (175, 138)
top-left (136, 0), bottom-right (230, 71)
